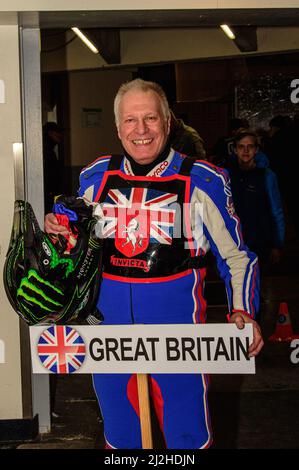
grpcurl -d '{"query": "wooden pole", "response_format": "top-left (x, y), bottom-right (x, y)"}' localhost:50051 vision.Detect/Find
top-left (136, 373), bottom-right (153, 449)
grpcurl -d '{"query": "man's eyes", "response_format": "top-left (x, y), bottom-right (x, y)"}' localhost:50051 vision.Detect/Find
top-left (124, 116), bottom-right (158, 124)
top-left (237, 144), bottom-right (256, 150)
top-left (146, 115), bottom-right (157, 121)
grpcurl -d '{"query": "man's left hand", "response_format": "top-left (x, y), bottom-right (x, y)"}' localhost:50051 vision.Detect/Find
top-left (229, 312), bottom-right (264, 357)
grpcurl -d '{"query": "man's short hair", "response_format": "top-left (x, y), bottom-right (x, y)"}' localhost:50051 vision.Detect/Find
top-left (234, 129), bottom-right (259, 148)
top-left (114, 78), bottom-right (170, 129)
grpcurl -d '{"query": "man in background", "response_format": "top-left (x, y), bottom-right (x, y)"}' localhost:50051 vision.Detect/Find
top-left (43, 121), bottom-right (64, 213)
top-left (169, 110), bottom-right (206, 159)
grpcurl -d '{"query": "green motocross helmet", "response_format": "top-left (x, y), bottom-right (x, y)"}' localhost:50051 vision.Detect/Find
top-left (3, 196), bottom-right (103, 325)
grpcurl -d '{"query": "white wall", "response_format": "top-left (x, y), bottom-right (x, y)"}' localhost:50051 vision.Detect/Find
top-left (0, 23), bottom-right (24, 420)
top-left (68, 69), bottom-right (133, 167)
top-left (1, 0), bottom-right (299, 11)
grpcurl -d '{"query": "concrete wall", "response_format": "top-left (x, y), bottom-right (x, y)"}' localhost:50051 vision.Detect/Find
top-left (1, 1), bottom-right (299, 11)
top-left (0, 22), bottom-right (24, 420)
top-left (68, 69), bottom-right (132, 168)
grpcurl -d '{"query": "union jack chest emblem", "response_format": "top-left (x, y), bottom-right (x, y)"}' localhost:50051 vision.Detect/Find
top-left (37, 325), bottom-right (86, 374)
top-left (100, 186), bottom-right (178, 257)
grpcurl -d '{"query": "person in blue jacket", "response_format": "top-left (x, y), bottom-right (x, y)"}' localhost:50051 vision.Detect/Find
top-left (227, 129), bottom-right (284, 266)
top-left (45, 79), bottom-right (263, 449)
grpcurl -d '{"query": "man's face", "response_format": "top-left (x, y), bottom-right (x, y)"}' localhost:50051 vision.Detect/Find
top-left (235, 136), bottom-right (257, 167)
top-left (117, 89), bottom-right (170, 165)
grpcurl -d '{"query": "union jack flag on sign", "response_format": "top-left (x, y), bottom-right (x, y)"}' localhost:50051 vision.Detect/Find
top-left (37, 325), bottom-right (86, 374)
top-left (99, 187), bottom-right (178, 257)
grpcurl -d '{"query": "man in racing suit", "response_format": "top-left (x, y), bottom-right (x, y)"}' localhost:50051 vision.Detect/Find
top-left (45, 78), bottom-right (263, 449)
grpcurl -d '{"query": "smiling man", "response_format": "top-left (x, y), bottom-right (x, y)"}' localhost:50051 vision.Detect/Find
top-left (45, 79), bottom-right (263, 449)
top-left (115, 85), bottom-right (170, 165)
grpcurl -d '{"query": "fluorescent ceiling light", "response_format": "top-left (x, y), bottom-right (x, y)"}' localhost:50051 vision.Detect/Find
top-left (71, 27), bottom-right (99, 54)
top-left (220, 24), bottom-right (236, 40)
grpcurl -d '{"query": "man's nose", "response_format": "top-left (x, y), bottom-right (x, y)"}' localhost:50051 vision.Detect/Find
top-left (136, 119), bottom-right (148, 133)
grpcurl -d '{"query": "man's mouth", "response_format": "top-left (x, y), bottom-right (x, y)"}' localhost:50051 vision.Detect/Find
top-left (132, 138), bottom-right (153, 145)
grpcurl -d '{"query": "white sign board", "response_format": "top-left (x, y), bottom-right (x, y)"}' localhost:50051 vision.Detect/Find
top-left (30, 323), bottom-right (255, 374)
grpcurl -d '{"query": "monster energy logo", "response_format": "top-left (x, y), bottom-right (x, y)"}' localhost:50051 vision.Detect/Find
top-left (51, 250), bottom-right (74, 277)
top-left (46, 237), bottom-right (75, 277)
top-left (89, 238), bottom-right (101, 250)
top-left (17, 269), bottom-right (64, 315)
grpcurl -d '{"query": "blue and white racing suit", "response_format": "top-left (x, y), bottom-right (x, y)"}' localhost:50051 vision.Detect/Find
top-left (78, 149), bottom-right (259, 449)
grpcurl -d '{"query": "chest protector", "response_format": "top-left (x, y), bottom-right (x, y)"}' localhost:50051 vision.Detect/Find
top-left (94, 155), bottom-right (204, 280)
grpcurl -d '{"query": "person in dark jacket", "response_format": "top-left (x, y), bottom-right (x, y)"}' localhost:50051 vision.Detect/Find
top-left (227, 129), bottom-right (285, 266)
top-left (210, 117), bottom-right (249, 167)
top-left (265, 115), bottom-right (299, 239)
top-left (42, 121), bottom-right (64, 419)
top-left (43, 121), bottom-right (64, 213)
top-left (169, 110), bottom-right (206, 159)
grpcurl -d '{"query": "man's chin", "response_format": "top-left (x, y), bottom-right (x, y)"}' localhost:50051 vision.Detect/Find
top-left (128, 151), bottom-right (158, 165)
top-left (136, 158), bottom-right (157, 165)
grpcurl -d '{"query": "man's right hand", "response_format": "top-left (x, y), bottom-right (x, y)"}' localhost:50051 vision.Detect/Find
top-left (44, 213), bottom-right (70, 236)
